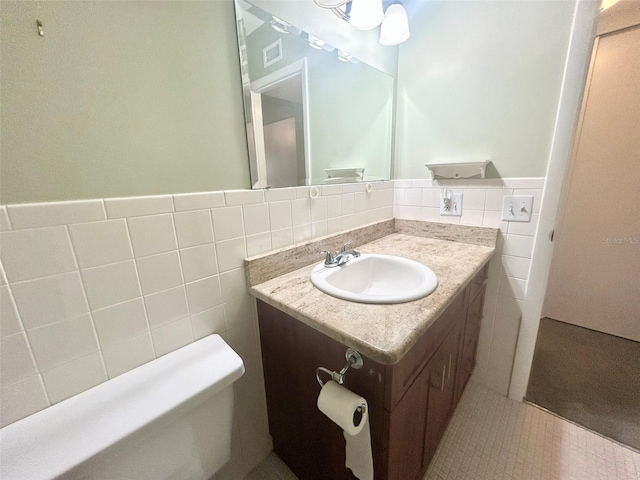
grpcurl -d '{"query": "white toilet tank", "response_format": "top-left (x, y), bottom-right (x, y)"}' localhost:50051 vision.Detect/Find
top-left (0, 334), bottom-right (244, 480)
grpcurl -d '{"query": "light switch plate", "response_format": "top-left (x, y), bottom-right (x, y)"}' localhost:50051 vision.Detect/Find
top-left (440, 193), bottom-right (463, 216)
top-left (502, 195), bottom-right (534, 222)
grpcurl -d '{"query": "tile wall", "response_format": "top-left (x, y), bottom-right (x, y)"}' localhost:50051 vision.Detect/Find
top-left (0, 183), bottom-right (393, 479)
top-left (393, 177), bottom-right (544, 396)
top-left (0, 177), bottom-right (541, 474)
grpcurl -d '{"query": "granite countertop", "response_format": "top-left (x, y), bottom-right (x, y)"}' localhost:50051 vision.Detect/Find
top-left (248, 229), bottom-right (496, 365)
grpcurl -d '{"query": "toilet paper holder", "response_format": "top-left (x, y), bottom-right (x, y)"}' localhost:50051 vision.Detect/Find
top-left (316, 348), bottom-right (364, 388)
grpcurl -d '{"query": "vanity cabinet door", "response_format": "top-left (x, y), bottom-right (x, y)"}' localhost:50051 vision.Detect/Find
top-left (384, 360), bottom-right (430, 480)
top-left (423, 322), bottom-right (463, 466)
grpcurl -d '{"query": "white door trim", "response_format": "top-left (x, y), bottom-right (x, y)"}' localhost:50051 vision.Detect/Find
top-left (508, 0), bottom-right (600, 401)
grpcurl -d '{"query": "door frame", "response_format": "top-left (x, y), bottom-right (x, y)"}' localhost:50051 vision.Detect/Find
top-left (249, 59), bottom-right (311, 188)
top-left (508, 0), bottom-right (600, 401)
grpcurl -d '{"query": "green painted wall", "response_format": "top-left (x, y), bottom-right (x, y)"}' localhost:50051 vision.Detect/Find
top-left (395, 0), bottom-right (577, 179)
top-left (1, 1), bottom-right (250, 204)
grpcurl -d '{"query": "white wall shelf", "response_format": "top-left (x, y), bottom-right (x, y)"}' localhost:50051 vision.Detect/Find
top-left (424, 161), bottom-right (491, 179)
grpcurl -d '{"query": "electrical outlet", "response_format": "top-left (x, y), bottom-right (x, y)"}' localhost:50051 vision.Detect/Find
top-left (501, 195), bottom-right (534, 222)
top-left (440, 192), bottom-right (463, 216)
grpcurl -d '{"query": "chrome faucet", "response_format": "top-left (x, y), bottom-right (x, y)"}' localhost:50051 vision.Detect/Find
top-left (321, 241), bottom-right (361, 267)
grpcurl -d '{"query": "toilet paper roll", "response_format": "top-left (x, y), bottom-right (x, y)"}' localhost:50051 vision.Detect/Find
top-left (317, 381), bottom-right (374, 480)
top-left (317, 380), bottom-right (367, 436)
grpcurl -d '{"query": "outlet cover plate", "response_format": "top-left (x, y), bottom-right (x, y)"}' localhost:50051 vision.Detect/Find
top-left (502, 195), bottom-right (534, 222)
top-left (440, 193), bottom-right (463, 216)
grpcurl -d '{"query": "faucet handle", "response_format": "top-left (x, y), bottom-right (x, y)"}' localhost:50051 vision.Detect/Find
top-left (340, 240), bottom-right (352, 253)
top-left (320, 250), bottom-right (335, 265)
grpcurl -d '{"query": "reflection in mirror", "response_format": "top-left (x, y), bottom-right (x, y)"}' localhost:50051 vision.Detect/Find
top-left (234, 0), bottom-right (394, 188)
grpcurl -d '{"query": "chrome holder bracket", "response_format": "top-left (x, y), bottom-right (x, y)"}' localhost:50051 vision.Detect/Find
top-left (316, 348), bottom-right (364, 387)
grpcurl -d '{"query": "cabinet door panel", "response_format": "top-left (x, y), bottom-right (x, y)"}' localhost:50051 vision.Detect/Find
top-left (385, 363), bottom-right (430, 480)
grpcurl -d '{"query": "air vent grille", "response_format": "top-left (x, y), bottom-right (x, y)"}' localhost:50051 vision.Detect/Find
top-left (263, 39), bottom-right (283, 68)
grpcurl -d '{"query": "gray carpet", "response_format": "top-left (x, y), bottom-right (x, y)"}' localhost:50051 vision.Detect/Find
top-left (526, 318), bottom-right (640, 451)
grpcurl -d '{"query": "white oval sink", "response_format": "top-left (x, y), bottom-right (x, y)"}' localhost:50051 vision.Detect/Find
top-left (310, 254), bottom-right (438, 304)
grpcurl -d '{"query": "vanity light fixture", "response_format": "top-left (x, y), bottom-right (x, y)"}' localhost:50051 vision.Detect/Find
top-left (308, 34), bottom-right (327, 50)
top-left (313, 0), bottom-right (410, 45)
top-left (270, 16), bottom-right (302, 36)
top-left (379, 3), bottom-right (410, 45)
top-left (349, 0), bottom-right (384, 30)
top-left (337, 50), bottom-right (354, 62)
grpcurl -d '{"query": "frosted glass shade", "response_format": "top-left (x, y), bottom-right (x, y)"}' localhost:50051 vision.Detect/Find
top-left (314, 0), bottom-right (348, 7)
top-left (349, 0), bottom-right (384, 30)
top-left (379, 4), bottom-right (410, 45)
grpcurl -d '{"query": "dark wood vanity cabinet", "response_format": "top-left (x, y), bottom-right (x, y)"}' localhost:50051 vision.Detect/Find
top-left (256, 265), bottom-right (488, 480)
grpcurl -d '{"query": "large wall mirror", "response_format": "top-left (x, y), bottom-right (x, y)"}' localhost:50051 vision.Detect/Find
top-left (234, 0), bottom-right (395, 188)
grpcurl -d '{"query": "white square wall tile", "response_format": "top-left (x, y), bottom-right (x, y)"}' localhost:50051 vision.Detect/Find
top-left (104, 195), bottom-right (174, 218)
top-left (1, 285), bottom-right (22, 337)
top-left (211, 206), bottom-right (245, 241)
top-left (136, 251), bottom-right (183, 295)
top-left (92, 298), bottom-right (149, 347)
top-left (224, 190), bottom-right (265, 206)
top-left (1, 332), bottom-right (37, 386)
top-left (293, 224), bottom-right (312, 244)
top-left (151, 317), bottom-right (193, 357)
top-left (41, 351), bottom-right (107, 404)
top-left (326, 196), bottom-right (342, 219)
top-left (503, 275), bottom-right (527, 301)
top-left (462, 189), bottom-right (487, 210)
top-left (173, 210), bottom-right (214, 248)
top-left (190, 305), bottom-right (226, 340)
top-left (11, 272), bottom-right (89, 330)
top-left (268, 201), bottom-right (292, 230)
top-left (180, 244), bottom-right (218, 283)
top-left (291, 199), bottom-right (311, 227)
top-left (185, 276), bottom-right (222, 314)
top-left (310, 197), bottom-right (327, 222)
top-left (503, 234), bottom-right (535, 259)
top-left (173, 192), bottom-right (225, 212)
top-left (102, 333), bottom-right (155, 378)
top-left (243, 204), bottom-right (270, 236)
top-left (508, 213), bottom-right (539, 236)
top-left (224, 295), bottom-right (254, 330)
top-left (502, 256), bottom-right (531, 280)
top-left (81, 260), bottom-right (141, 310)
top-left (0, 226), bottom-right (77, 283)
top-left (265, 188), bottom-right (296, 202)
top-left (482, 210), bottom-right (509, 233)
top-left (354, 192), bottom-right (366, 213)
top-left (460, 210), bottom-right (484, 227)
top-left (321, 185), bottom-right (343, 196)
top-left (271, 229), bottom-right (293, 249)
top-left (144, 286), bottom-right (189, 329)
top-left (311, 221), bottom-right (327, 239)
top-left (127, 214), bottom-right (177, 258)
top-left (341, 194), bottom-right (355, 215)
top-left (28, 314), bottom-right (99, 371)
top-left (246, 233), bottom-right (272, 257)
top-left (7, 200), bottom-right (106, 229)
top-left (1, 376), bottom-right (49, 427)
top-left (69, 219), bottom-right (133, 268)
top-left (216, 238), bottom-right (247, 273)
top-left (420, 188), bottom-right (439, 207)
top-left (220, 269), bottom-right (247, 302)
top-left (485, 188), bottom-right (513, 211)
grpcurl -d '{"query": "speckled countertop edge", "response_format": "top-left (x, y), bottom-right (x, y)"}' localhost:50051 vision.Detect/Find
top-left (248, 223), bottom-right (498, 365)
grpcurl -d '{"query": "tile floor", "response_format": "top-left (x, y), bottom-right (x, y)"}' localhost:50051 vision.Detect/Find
top-left (245, 380), bottom-right (640, 480)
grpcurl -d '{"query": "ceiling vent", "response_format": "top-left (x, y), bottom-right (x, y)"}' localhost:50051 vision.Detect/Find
top-left (263, 39), bottom-right (283, 68)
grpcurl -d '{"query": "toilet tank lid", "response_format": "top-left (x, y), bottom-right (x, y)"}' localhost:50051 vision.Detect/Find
top-left (0, 334), bottom-right (245, 480)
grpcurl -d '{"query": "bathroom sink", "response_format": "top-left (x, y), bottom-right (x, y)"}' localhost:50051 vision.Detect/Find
top-left (310, 254), bottom-right (438, 304)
